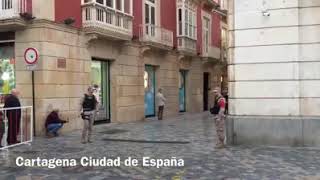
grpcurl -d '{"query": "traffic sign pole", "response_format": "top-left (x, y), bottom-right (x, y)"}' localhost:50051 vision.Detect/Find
top-left (24, 47), bottom-right (39, 136)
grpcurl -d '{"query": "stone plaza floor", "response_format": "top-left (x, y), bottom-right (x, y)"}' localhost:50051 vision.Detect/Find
top-left (1, 112), bottom-right (320, 180)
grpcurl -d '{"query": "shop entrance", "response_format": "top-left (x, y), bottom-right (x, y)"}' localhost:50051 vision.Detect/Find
top-left (0, 42), bottom-right (15, 102)
top-left (203, 72), bottom-right (209, 111)
top-left (179, 70), bottom-right (187, 112)
top-left (91, 60), bottom-right (110, 123)
top-left (144, 65), bottom-right (156, 117)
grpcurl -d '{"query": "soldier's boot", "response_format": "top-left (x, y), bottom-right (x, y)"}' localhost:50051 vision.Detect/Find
top-left (215, 143), bottom-right (225, 149)
top-left (215, 138), bottom-right (226, 149)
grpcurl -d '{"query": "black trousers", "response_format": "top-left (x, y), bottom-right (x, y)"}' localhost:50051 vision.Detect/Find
top-left (7, 110), bottom-right (21, 144)
top-left (158, 106), bottom-right (164, 120)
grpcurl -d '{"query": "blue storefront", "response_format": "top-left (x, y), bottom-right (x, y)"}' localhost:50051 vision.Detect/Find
top-left (144, 65), bottom-right (156, 117)
top-left (179, 70), bottom-right (187, 112)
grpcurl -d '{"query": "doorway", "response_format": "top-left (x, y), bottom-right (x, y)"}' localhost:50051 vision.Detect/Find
top-left (179, 70), bottom-right (187, 112)
top-left (91, 60), bottom-right (110, 123)
top-left (203, 72), bottom-right (209, 111)
top-left (144, 65), bottom-right (156, 117)
top-left (0, 42), bottom-right (15, 97)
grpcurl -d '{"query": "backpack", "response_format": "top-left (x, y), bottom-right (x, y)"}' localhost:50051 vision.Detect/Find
top-left (210, 97), bottom-right (222, 115)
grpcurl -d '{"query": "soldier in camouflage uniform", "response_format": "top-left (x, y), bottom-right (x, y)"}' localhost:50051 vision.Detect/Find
top-left (212, 87), bottom-right (226, 149)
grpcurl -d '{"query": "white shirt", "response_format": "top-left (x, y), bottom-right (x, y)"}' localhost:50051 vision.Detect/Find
top-left (156, 92), bottom-right (166, 107)
top-left (93, 88), bottom-right (100, 104)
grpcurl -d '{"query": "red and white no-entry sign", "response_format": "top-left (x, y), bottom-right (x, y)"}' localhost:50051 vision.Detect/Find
top-left (24, 48), bottom-right (39, 71)
top-left (24, 48), bottom-right (39, 65)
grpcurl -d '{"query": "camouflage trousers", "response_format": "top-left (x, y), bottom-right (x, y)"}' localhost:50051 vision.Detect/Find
top-left (81, 110), bottom-right (96, 143)
top-left (214, 114), bottom-right (225, 144)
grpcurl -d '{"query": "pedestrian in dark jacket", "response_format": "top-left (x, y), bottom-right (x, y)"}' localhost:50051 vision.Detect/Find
top-left (45, 109), bottom-right (67, 137)
top-left (4, 89), bottom-right (21, 145)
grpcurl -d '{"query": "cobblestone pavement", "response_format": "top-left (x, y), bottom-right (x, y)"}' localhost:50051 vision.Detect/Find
top-left (1, 112), bottom-right (320, 180)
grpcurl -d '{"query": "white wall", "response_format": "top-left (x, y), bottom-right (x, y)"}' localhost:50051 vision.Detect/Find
top-left (231, 0), bottom-right (320, 116)
top-left (32, 0), bottom-right (55, 21)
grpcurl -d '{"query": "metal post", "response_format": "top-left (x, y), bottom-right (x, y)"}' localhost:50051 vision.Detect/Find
top-left (32, 71), bottom-right (35, 136)
top-left (20, 109), bottom-right (23, 143)
top-left (30, 106), bottom-right (33, 142)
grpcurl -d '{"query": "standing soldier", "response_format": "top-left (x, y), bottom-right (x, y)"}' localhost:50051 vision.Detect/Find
top-left (80, 86), bottom-right (98, 144)
top-left (212, 87), bottom-right (226, 149)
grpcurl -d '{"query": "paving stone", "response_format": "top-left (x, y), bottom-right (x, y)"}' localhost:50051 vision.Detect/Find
top-left (0, 112), bottom-right (320, 179)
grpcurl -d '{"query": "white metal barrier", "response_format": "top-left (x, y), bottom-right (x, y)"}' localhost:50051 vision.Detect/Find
top-left (0, 106), bottom-right (33, 150)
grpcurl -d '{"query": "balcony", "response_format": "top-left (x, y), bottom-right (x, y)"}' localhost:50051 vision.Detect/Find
top-left (82, 0), bottom-right (133, 41)
top-left (177, 37), bottom-right (197, 56)
top-left (0, 0), bottom-right (30, 31)
top-left (202, 45), bottom-right (221, 62)
top-left (201, 0), bottom-right (219, 9)
top-left (139, 24), bottom-right (173, 50)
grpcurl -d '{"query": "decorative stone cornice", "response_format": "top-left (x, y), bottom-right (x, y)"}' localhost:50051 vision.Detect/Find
top-left (178, 54), bottom-right (185, 61)
top-left (84, 34), bottom-right (98, 48)
top-left (140, 46), bottom-right (151, 56)
top-left (27, 19), bottom-right (81, 34)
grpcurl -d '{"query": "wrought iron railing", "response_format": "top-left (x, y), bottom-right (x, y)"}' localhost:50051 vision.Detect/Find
top-left (139, 24), bottom-right (174, 47)
top-left (177, 37), bottom-right (197, 53)
top-left (82, 2), bottom-right (133, 36)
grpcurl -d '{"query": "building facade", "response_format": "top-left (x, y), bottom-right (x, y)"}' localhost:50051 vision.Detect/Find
top-left (0, 0), bottom-right (226, 135)
top-left (228, 0), bottom-right (320, 146)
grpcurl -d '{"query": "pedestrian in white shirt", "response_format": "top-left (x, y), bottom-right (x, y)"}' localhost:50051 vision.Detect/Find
top-left (92, 84), bottom-right (100, 110)
top-left (156, 88), bottom-right (166, 120)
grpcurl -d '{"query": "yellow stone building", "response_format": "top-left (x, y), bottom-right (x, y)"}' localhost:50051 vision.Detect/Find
top-left (0, 0), bottom-right (227, 135)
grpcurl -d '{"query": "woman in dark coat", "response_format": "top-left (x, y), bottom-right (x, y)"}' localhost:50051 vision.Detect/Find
top-left (4, 89), bottom-right (21, 145)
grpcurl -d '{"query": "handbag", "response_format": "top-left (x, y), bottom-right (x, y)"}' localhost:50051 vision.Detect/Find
top-left (210, 106), bottom-right (220, 114)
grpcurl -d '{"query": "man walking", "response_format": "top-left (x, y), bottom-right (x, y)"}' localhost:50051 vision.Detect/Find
top-left (80, 86), bottom-right (98, 144)
top-left (212, 87), bottom-right (226, 149)
top-left (156, 88), bottom-right (166, 120)
top-left (4, 89), bottom-right (21, 145)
